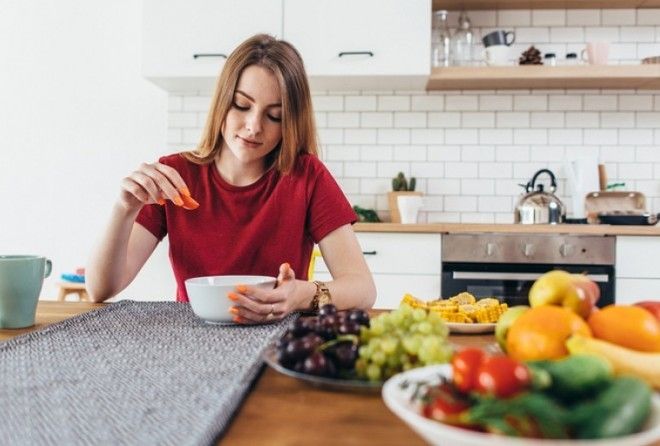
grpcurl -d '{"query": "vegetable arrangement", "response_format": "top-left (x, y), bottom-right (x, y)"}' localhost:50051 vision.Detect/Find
top-left (415, 349), bottom-right (653, 440)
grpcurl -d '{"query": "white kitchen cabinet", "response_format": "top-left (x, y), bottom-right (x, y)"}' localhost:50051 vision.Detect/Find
top-left (283, 0), bottom-right (431, 90)
top-left (615, 236), bottom-right (660, 304)
top-left (315, 232), bottom-right (441, 309)
top-left (142, 0), bottom-right (282, 91)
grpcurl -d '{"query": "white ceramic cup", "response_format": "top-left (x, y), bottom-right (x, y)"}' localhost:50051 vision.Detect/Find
top-left (397, 196), bottom-right (423, 224)
top-left (581, 42), bottom-right (609, 65)
top-left (484, 45), bottom-right (510, 66)
top-left (185, 275), bottom-right (277, 324)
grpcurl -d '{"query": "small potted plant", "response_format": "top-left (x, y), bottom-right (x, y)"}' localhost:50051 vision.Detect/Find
top-left (388, 172), bottom-right (423, 223)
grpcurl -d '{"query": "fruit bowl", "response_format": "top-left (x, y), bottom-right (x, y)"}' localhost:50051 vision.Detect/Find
top-left (262, 343), bottom-right (381, 393)
top-left (382, 365), bottom-right (660, 446)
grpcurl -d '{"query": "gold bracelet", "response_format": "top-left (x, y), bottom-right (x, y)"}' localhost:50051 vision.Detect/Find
top-left (310, 280), bottom-right (332, 313)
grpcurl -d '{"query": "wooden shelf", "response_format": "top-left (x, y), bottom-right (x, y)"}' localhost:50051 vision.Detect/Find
top-left (433, 0), bottom-right (660, 10)
top-left (426, 64), bottom-right (660, 90)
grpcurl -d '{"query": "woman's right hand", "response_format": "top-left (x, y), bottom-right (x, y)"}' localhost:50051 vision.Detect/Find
top-left (118, 162), bottom-right (189, 212)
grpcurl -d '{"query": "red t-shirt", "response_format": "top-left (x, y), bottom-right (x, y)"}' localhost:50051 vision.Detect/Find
top-left (136, 153), bottom-right (356, 302)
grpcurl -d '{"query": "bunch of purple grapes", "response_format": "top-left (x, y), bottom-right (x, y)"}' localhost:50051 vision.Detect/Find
top-left (276, 304), bottom-right (370, 378)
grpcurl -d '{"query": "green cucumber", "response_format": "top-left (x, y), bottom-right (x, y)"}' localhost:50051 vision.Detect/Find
top-left (570, 377), bottom-right (652, 439)
top-left (528, 354), bottom-right (612, 401)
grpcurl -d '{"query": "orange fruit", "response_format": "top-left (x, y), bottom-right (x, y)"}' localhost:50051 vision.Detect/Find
top-left (506, 306), bottom-right (591, 361)
top-left (588, 305), bottom-right (660, 352)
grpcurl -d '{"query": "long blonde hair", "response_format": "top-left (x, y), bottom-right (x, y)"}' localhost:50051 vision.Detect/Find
top-left (183, 34), bottom-right (318, 173)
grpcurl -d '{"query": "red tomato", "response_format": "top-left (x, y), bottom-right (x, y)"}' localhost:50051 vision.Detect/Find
top-left (422, 383), bottom-right (472, 423)
top-left (475, 355), bottom-right (531, 398)
top-left (451, 348), bottom-right (486, 393)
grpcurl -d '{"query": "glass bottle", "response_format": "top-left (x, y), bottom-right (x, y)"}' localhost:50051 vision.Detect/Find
top-left (450, 11), bottom-right (474, 66)
top-left (431, 10), bottom-right (451, 67)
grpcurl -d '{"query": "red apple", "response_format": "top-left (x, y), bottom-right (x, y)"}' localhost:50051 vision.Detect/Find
top-left (634, 301), bottom-right (660, 321)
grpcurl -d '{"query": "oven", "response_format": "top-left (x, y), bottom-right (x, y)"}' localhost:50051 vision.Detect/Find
top-left (441, 234), bottom-right (615, 307)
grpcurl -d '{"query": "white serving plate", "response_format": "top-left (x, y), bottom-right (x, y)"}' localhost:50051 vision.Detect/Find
top-left (382, 364), bottom-right (660, 446)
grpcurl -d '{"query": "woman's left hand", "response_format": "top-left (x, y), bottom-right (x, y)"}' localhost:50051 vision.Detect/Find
top-left (228, 263), bottom-right (297, 324)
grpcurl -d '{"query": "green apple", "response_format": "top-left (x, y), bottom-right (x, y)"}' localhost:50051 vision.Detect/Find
top-left (495, 305), bottom-right (530, 352)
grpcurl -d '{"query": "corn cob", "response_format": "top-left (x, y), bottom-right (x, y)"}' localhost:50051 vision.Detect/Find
top-left (401, 293), bottom-right (427, 309)
top-left (448, 292), bottom-right (477, 305)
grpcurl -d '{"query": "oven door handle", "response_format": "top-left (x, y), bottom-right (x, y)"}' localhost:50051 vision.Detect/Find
top-left (451, 271), bottom-right (610, 283)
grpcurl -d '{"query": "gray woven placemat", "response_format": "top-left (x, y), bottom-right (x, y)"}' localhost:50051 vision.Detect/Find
top-left (0, 300), bottom-right (295, 446)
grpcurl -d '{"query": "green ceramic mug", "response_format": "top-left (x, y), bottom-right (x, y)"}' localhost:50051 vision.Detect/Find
top-left (0, 255), bottom-right (52, 329)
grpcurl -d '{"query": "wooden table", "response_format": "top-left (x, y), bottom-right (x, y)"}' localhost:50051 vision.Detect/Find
top-left (1, 301), bottom-right (498, 445)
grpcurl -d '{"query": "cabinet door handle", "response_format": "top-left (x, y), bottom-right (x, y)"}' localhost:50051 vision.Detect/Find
top-left (362, 250), bottom-right (377, 255)
top-left (193, 53), bottom-right (228, 59)
top-left (338, 51), bottom-right (374, 57)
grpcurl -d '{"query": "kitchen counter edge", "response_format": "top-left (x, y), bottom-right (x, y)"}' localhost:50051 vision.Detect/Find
top-left (353, 222), bottom-right (660, 236)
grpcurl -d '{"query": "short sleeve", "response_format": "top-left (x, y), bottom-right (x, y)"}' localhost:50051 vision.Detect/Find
top-left (306, 160), bottom-right (357, 243)
top-left (135, 203), bottom-right (167, 241)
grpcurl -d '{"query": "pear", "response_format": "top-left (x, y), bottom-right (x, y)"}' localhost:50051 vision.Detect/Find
top-left (495, 305), bottom-right (530, 352)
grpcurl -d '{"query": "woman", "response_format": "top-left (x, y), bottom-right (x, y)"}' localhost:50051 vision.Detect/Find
top-left (87, 34), bottom-right (376, 322)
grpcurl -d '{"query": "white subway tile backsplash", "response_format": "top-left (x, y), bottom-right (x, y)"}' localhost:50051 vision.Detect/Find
top-left (550, 27), bottom-right (585, 42)
top-left (584, 129), bottom-right (618, 145)
top-left (312, 96), bottom-right (343, 111)
top-left (600, 112), bottom-right (635, 128)
top-left (621, 26), bottom-right (656, 42)
top-left (428, 112), bottom-right (461, 128)
top-left (411, 95), bottom-right (444, 111)
top-left (496, 145), bottom-right (530, 161)
top-left (428, 179), bottom-right (460, 194)
top-left (601, 9), bottom-right (635, 25)
top-left (446, 129), bottom-right (479, 144)
top-left (637, 9), bottom-right (660, 25)
top-left (567, 9), bottom-right (600, 26)
top-left (328, 112), bottom-right (359, 128)
top-left (462, 112), bottom-right (496, 128)
top-left (394, 112), bottom-right (427, 128)
top-left (531, 112), bottom-right (564, 128)
top-left (446, 95), bottom-right (479, 111)
top-left (462, 145), bottom-right (495, 162)
top-left (361, 145), bottom-right (393, 161)
top-left (411, 129), bottom-right (444, 145)
top-left (619, 163), bottom-right (654, 178)
top-left (620, 95), bottom-right (654, 111)
top-left (514, 129), bottom-right (548, 144)
top-left (463, 179), bottom-right (495, 194)
top-left (620, 129), bottom-right (654, 145)
top-left (377, 96), bottom-right (410, 111)
top-left (345, 129), bottom-right (377, 144)
top-left (514, 95), bottom-right (548, 111)
top-left (428, 145), bottom-right (461, 161)
top-left (479, 129), bottom-right (513, 145)
top-left (344, 162), bottom-right (376, 178)
top-left (345, 96), bottom-right (377, 111)
top-left (361, 112), bottom-right (393, 128)
top-left (394, 145), bottom-right (427, 161)
top-left (584, 27), bottom-right (620, 42)
top-left (636, 112), bottom-right (660, 128)
top-left (584, 95), bottom-right (618, 111)
top-left (165, 10), bottom-right (660, 222)
top-left (498, 10), bottom-right (531, 26)
top-left (533, 10), bottom-right (566, 26)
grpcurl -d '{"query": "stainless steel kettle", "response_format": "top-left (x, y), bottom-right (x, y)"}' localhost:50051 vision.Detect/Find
top-left (515, 169), bottom-right (566, 224)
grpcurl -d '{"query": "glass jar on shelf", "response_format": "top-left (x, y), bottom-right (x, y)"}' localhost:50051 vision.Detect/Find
top-left (431, 10), bottom-right (451, 67)
top-left (450, 11), bottom-right (474, 66)
top-left (544, 52), bottom-right (557, 66)
top-left (565, 52), bottom-right (579, 65)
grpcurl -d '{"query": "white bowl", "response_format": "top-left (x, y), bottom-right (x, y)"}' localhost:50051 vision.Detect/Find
top-left (185, 275), bottom-right (276, 324)
top-left (382, 364), bottom-right (660, 446)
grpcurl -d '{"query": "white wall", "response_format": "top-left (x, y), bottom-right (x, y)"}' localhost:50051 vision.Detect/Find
top-left (0, 1), bottom-right (175, 301)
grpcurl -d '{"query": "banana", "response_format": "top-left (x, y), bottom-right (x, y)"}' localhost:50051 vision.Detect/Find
top-left (566, 335), bottom-right (660, 390)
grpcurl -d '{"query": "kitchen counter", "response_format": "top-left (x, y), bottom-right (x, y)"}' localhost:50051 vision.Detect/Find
top-left (1, 301), bottom-right (495, 445)
top-left (354, 222), bottom-right (660, 236)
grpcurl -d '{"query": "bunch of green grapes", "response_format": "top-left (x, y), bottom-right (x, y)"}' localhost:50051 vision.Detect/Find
top-left (356, 303), bottom-right (453, 382)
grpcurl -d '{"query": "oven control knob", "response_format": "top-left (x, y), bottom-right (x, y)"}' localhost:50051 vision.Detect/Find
top-left (560, 243), bottom-right (574, 257)
top-left (486, 243), bottom-right (495, 256)
top-left (523, 243), bottom-right (534, 257)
